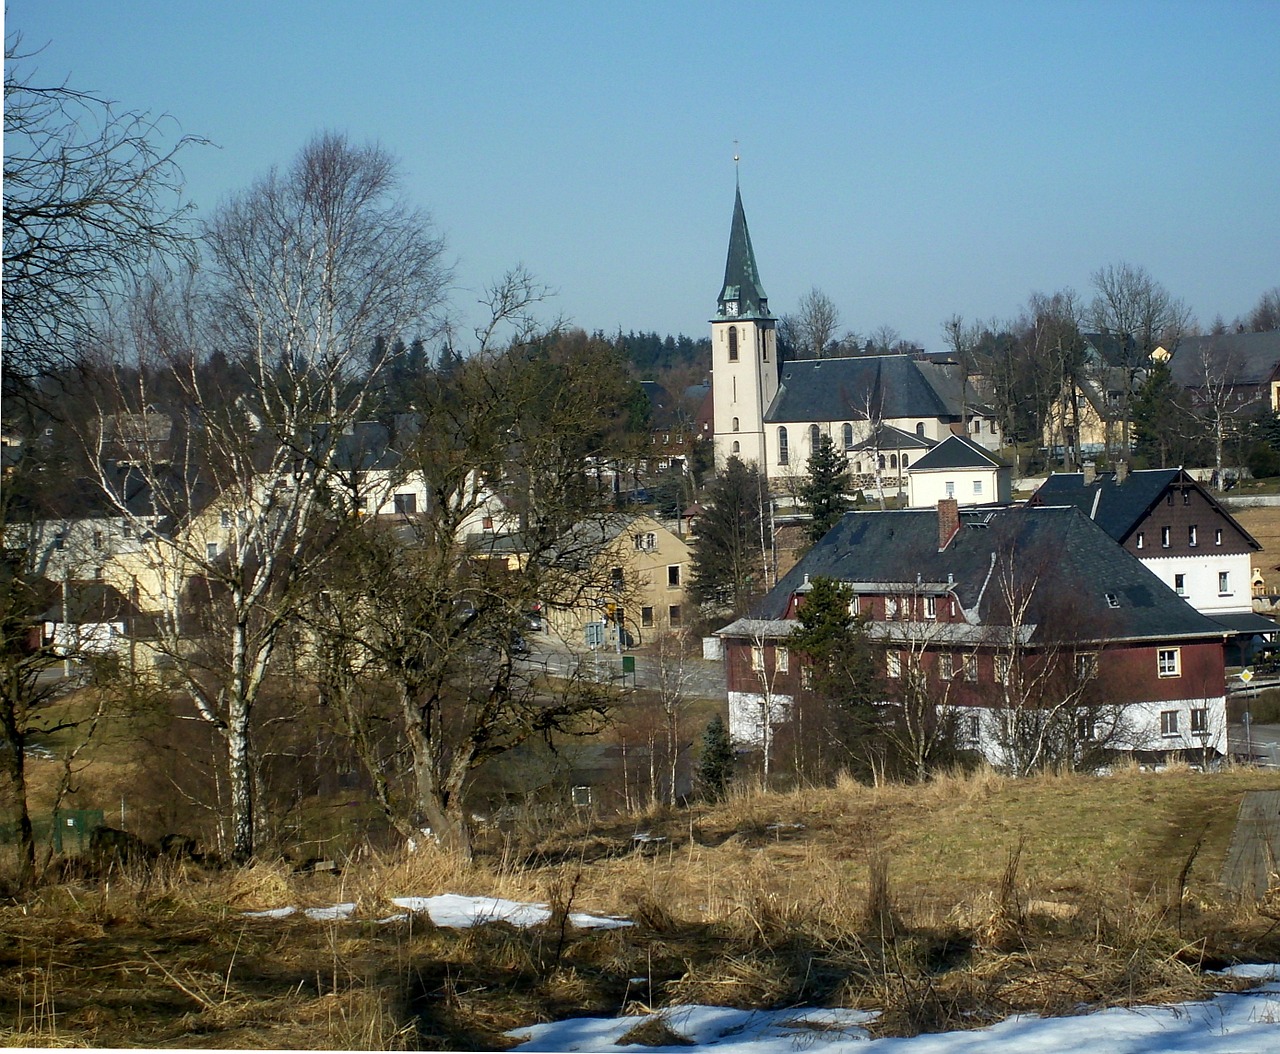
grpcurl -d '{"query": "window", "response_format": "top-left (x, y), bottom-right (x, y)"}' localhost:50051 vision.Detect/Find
top-left (800, 665), bottom-right (813, 689)
top-left (1188, 525), bottom-right (1198, 547)
top-left (1190, 707), bottom-right (1209, 734)
top-left (1136, 531), bottom-right (1145, 549)
top-left (885, 597), bottom-right (898, 619)
top-left (93, 531), bottom-right (103, 550)
top-left (667, 564), bottom-right (681, 588)
top-left (890, 454), bottom-right (898, 469)
top-left (1219, 571), bottom-right (1230, 594)
top-left (1157, 648), bottom-right (1181, 678)
top-left (634, 532), bottom-right (656, 552)
top-left (887, 651), bottom-right (901, 678)
top-left (809, 424), bottom-right (820, 452)
top-left (206, 541), bottom-right (219, 560)
top-left (843, 423), bottom-right (853, 449)
top-left (966, 713), bottom-right (981, 747)
top-left (778, 427), bottom-right (789, 465)
top-left (901, 455), bottom-right (909, 468)
top-left (777, 648), bottom-right (789, 673)
top-left (482, 515), bottom-right (494, 531)
top-left (728, 326), bottom-right (738, 361)
top-left (1160, 709), bottom-right (1180, 736)
top-left (668, 605), bottom-right (682, 625)
top-left (916, 422), bottom-right (926, 437)
top-left (1077, 653), bottom-right (1098, 680)
top-left (847, 596), bottom-right (860, 616)
top-left (750, 645), bottom-right (764, 672)
top-left (1183, 489), bottom-right (1191, 505)
top-left (1077, 712), bottom-right (1097, 742)
top-left (1161, 526), bottom-right (1171, 548)
top-left (732, 417), bottom-right (740, 432)
top-left (924, 596), bottom-right (937, 620)
top-left (1166, 491), bottom-right (1174, 506)
top-left (641, 606), bottom-right (653, 627)
top-left (945, 481), bottom-right (955, 498)
top-left (394, 492), bottom-right (417, 515)
top-left (972, 418), bottom-right (981, 434)
top-left (973, 480), bottom-right (983, 498)
top-left (731, 441), bottom-right (740, 454)
top-left (612, 566), bottom-right (625, 587)
top-left (963, 653), bottom-right (978, 682)
top-left (1105, 592), bottom-right (1120, 608)
top-left (1215, 528), bottom-right (1223, 546)
top-left (762, 333), bottom-right (769, 361)
top-left (995, 653), bottom-right (1011, 682)
top-left (221, 511), bottom-right (232, 528)
top-left (938, 652), bottom-right (954, 679)
top-left (1174, 574), bottom-right (1186, 596)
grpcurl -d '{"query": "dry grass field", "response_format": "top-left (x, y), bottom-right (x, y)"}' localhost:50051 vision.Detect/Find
top-left (3, 764), bottom-right (1279, 1049)
top-left (1233, 505), bottom-right (1280, 592)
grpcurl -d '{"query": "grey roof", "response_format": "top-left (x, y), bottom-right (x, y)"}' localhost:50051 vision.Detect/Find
top-left (1030, 468), bottom-right (1260, 550)
top-left (849, 424), bottom-right (936, 453)
top-left (1210, 611), bottom-right (1278, 636)
top-left (909, 434), bottom-right (1008, 472)
top-left (765, 354), bottom-right (967, 425)
top-left (639, 381), bottom-right (682, 430)
top-left (715, 187), bottom-right (773, 321)
top-left (1168, 331), bottom-right (1280, 388)
top-left (751, 505), bottom-right (1226, 645)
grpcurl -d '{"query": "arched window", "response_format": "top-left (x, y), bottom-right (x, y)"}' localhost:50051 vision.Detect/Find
top-left (809, 424), bottom-right (820, 451)
top-left (916, 422), bottom-right (926, 437)
top-left (890, 454), bottom-right (898, 469)
top-left (728, 326), bottom-right (738, 362)
top-left (842, 423), bottom-right (853, 449)
top-left (855, 460), bottom-right (862, 474)
top-left (731, 440), bottom-right (740, 454)
top-left (878, 454), bottom-right (886, 469)
top-left (901, 455), bottom-right (909, 469)
top-left (732, 417), bottom-right (740, 432)
top-left (778, 427), bottom-right (789, 465)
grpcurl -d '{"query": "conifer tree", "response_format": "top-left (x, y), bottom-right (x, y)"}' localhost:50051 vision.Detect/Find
top-left (799, 435), bottom-right (850, 543)
top-left (696, 714), bottom-right (734, 801)
top-left (689, 456), bottom-right (766, 615)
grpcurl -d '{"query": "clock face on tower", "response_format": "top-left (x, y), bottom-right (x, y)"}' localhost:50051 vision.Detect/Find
top-left (726, 301), bottom-right (739, 317)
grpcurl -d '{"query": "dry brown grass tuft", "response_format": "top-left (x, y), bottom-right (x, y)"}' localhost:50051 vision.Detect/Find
top-left (617, 1011), bottom-right (696, 1046)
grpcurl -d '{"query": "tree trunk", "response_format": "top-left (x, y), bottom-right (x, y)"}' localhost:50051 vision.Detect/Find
top-left (0, 703), bottom-right (35, 884)
top-left (225, 699), bottom-right (255, 862)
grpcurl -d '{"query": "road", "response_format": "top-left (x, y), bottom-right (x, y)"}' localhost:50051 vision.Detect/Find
top-left (523, 636), bottom-right (726, 698)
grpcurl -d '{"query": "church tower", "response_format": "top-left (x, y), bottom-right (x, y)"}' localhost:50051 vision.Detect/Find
top-left (711, 185), bottom-right (778, 472)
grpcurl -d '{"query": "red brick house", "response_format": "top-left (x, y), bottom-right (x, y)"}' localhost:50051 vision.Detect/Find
top-left (716, 500), bottom-right (1230, 770)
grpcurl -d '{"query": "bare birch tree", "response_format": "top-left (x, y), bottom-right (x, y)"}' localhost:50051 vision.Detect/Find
top-left (89, 133), bottom-right (448, 861)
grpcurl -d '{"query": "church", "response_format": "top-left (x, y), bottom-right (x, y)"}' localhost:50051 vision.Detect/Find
top-left (709, 187), bottom-right (1002, 494)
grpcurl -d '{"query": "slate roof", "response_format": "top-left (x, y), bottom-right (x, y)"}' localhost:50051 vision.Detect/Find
top-left (715, 187), bottom-right (773, 321)
top-left (639, 381), bottom-right (683, 430)
top-left (765, 354), bottom-right (967, 425)
top-left (749, 505), bottom-right (1226, 645)
top-left (909, 434), bottom-right (1008, 472)
top-left (1167, 331), bottom-right (1280, 388)
top-left (849, 424), bottom-right (936, 453)
top-left (1029, 468), bottom-right (1260, 550)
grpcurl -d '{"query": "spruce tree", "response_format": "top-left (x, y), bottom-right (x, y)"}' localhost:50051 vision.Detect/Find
top-left (697, 714), bottom-right (735, 801)
top-left (798, 435), bottom-right (851, 543)
top-left (689, 456), bottom-right (766, 615)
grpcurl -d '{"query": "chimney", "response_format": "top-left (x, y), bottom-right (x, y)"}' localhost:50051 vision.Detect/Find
top-left (938, 498), bottom-right (960, 550)
top-left (1082, 461), bottom-right (1096, 486)
top-left (1115, 460), bottom-right (1128, 484)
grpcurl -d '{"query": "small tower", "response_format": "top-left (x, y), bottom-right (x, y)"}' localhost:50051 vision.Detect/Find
top-left (711, 185), bottom-right (778, 472)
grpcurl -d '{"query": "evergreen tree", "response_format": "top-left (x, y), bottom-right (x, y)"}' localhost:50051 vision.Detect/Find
top-left (696, 714), bottom-right (735, 801)
top-left (1131, 360), bottom-right (1194, 468)
top-left (689, 456), bottom-right (766, 615)
top-left (787, 576), bottom-right (884, 780)
top-left (799, 435), bottom-right (851, 543)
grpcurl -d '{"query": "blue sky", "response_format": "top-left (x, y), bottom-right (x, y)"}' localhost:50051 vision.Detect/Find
top-left (7, 1), bottom-right (1279, 352)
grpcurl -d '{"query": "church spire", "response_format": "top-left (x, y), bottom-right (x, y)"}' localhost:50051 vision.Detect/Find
top-left (716, 186), bottom-right (773, 321)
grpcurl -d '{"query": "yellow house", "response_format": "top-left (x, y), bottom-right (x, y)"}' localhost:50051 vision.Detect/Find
top-left (542, 513), bottom-right (693, 649)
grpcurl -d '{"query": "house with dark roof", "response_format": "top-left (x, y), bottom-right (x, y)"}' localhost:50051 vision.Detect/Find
top-left (1040, 332), bottom-right (1138, 462)
top-left (1029, 467), bottom-right (1272, 657)
top-left (1163, 330), bottom-right (1280, 419)
top-left (716, 500), bottom-right (1230, 768)
top-left (708, 188), bottom-right (1000, 489)
top-left (906, 434), bottom-right (1012, 507)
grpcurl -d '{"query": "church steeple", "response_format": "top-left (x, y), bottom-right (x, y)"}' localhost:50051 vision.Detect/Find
top-left (716, 187), bottom-right (773, 321)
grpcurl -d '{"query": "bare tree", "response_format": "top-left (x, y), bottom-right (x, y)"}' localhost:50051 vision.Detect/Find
top-left (1089, 263), bottom-right (1192, 454)
top-left (2, 33), bottom-right (203, 394)
top-left (782, 287), bottom-right (844, 359)
top-left (1184, 337), bottom-right (1246, 488)
top-left (1247, 287), bottom-right (1280, 332)
top-left (90, 133), bottom-right (449, 861)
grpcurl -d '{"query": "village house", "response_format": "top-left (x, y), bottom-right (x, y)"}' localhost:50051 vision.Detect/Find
top-left (716, 500), bottom-right (1230, 768)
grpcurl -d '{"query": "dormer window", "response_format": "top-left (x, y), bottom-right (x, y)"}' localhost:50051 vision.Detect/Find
top-left (1105, 592), bottom-right (1120, 608)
